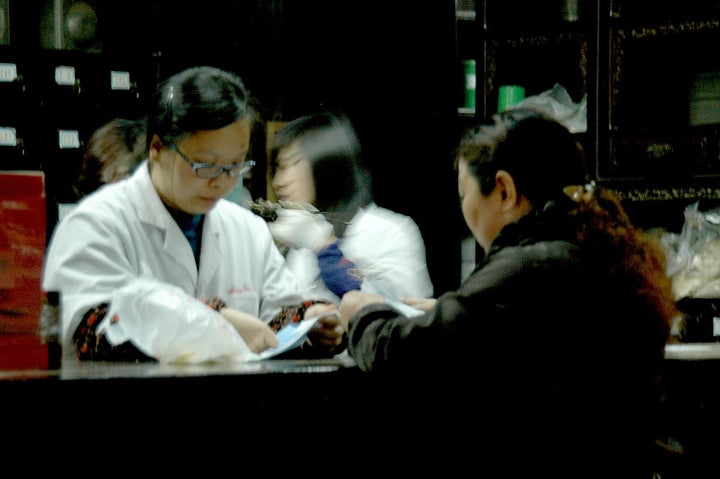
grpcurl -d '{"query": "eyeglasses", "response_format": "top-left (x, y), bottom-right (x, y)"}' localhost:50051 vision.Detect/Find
top-left (168, 142), bottom-right (255, 179)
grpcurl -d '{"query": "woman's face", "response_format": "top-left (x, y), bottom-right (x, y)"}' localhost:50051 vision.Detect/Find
top-left (150, 118), bottom-right (251, 215)
top-left (458, 158), bottom-right (504, 252)
top-left (272, 141), bottom-right (316, 205)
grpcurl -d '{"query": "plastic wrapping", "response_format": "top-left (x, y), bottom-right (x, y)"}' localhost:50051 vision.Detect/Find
top-left (662, 202), bottom-right (720, 300)
top-left (98, 278), bottom-right (253, 363)
top-left (507, 83), bottom-right (587, 133)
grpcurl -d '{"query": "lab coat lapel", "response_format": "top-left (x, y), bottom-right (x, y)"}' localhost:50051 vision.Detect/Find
top-left (198, 212), bottom-right (220, 287)
top-left (131, 162), bottom-right (199, 285)
top-left (162, 219), bottom-right (199, 284)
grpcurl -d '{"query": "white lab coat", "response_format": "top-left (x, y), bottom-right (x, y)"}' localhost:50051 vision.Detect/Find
top-left (284, 203), bottom-right (434, 304)
top-left (42, 161), bottom-right (305, 360)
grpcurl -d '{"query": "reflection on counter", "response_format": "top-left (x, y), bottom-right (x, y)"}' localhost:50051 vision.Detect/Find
top-left (0, 351), bottom-right (357, 381)
top-left (1, 340), bottom-right (718, 383)
top-left (59, 352), bottom-right (357, 380)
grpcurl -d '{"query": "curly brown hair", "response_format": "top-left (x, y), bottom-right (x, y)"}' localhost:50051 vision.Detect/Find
top-left (457, 108), bottom-right (677, 345)
top-left (569, 185), bottom-right (676, 346)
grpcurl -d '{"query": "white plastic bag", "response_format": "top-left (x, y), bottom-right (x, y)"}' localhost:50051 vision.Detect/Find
top-left (508, 83), bottom-right (587, 133)
top-left (99, 278), bottom-right (253, 363)
top-left (662, 202), bottom-right (720, 299)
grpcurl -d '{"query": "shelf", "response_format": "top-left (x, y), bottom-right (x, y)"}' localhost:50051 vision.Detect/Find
top-left (457, 107), bottom-right (476, 117)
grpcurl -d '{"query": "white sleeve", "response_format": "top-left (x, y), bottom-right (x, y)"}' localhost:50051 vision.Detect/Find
top-left (353, 212), bottom-right (434, 299)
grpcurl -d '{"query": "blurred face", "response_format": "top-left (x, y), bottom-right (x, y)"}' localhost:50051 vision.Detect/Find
top-left (149, 118), bottom-right (251, 215)
top-left (101, 158), bottom-right (134, 183)
top-left (271, 141), bottom-right (316, 205)
top-left (458, 158), bottom-right (504, 253)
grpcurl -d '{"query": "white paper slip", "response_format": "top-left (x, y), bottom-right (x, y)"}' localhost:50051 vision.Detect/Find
top-left (363, 278), bottom-right (424, 318)
top-left (248, 311), bottom-right (337, 361)
top-left (385, 298), bottom-right (424, 318)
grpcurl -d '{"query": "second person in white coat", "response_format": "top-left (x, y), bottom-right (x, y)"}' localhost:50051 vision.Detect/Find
top-left (266, 111), bottom-right (434, 306)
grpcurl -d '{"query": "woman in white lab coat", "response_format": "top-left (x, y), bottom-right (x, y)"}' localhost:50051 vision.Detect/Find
top-left (42, 66), bottom-right (342, 363)
top-left (266, 111), bottom-right (434, 306)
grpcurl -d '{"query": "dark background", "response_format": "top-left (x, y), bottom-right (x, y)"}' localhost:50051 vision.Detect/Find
top-left (0, 0), bottom-right (467, 296)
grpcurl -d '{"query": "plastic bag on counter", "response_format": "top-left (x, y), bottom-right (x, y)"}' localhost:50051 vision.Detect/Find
top-left (662, 202), bottom-right (720, 300)
top-left (507, 83), bottom-right (587, 133)
top-left (98, 278), bottom-right (253, 363)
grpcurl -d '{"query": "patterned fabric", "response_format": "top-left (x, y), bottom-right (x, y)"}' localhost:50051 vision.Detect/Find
top-left (72, 296), bottom-right (226, 362)
top-left (72, 298), bottom-right (334, 361)
top-left (202, 295), bottom-right (227, 312)
top-left (269, 300), bottom-right (346, 360)
top-left (72, 303), bottom-right (155, 362)
top-left (268, 300), bottom-right (330, 333)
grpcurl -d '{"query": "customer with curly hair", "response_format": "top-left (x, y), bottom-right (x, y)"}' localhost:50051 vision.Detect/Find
top-left (338, 108), bottom-right (680, 477)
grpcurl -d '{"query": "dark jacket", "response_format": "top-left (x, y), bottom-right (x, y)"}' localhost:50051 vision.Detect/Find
top-left (346, 208), bottom-right (674, 477)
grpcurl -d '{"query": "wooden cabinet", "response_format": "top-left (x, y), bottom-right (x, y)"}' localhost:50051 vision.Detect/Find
top-left (468, 0), bottom-right (720, 232)
top-left (0, 1), bottom-right (158, 229)
top-left (603, 0), bottom-right (720, 230)
top-left (470, 0), bottom-right (595, 169)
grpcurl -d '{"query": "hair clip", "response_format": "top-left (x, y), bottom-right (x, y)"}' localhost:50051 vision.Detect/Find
top-left (564, 181), bottom-right (595, 203)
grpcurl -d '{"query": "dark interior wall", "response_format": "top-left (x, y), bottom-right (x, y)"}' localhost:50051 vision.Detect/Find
top-left (281, 1), bottom-right (466, 295)
top-left (286, 1), bottom-right (465, 295)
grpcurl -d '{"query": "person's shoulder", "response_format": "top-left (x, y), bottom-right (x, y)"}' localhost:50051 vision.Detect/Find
top-left (491, 239), bottom-right (581, 273)
top-left (77, 160), bottom-right (147, 205)
top-left (525, 239), bottom-right (581, 263)
top-left (213, 199), bottom-right (268, 227)
top-left (461, 240), bottom-right (580, 295)
top-left (70, 177), bottom-right (130, 213)
top-left (358, 203), bottom-right (416, 227)
top-left (214, 198), bottom-right (255, 216)
top-left (52, 181), bottom-right (134, 238)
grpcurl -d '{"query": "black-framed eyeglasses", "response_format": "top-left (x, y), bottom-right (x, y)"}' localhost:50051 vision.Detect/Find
top-left (168, 142), bottom-right (255, 179)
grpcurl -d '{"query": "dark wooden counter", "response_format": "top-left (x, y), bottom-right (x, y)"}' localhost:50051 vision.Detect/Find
top-left (661, 343), bottom-right (720, 478)
top-left (0, 352), bottom-right (367, 469)
top-left (1, 344), bottom-right (718, 476)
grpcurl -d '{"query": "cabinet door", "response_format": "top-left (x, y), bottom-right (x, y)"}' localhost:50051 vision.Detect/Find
top-left (605, 1), bottom-right (720, 183)
top-left (477, 0), bottom-right (597, 164)
top-left (600, 0), bottom-right (720, 229)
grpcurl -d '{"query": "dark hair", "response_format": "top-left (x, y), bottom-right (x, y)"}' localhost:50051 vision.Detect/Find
top-left (76, 117), bottom-right (147, 198)
top-left (146, 66), bottom-right (258, 148)
top-left (457, 108), bottom-right (677, 343)
top-left (269, 111), bottom-right (373, 236)
top-left (456, 108), bottom-right (589, 208)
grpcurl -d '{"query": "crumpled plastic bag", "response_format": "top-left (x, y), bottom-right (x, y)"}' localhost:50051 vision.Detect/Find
top-left (98, 278), bottom-right (253, 363)
top-left (661, 202), bottom-right (720, 299)
top-left (507, 83), bottom-right (587, 133)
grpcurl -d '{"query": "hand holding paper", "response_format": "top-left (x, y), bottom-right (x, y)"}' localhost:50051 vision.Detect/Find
top-left (220, 307), bottom-right (278, 353)
top-left (249, 310), bottom-right (339, 360)
top-left (307, 309), bottom-right (345, 349)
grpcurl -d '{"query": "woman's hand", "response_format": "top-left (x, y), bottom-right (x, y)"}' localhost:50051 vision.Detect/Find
top-left (401, 297), bottom-right (437, 312)
top-left (338, 290), bottom-right (385, 331)
top-left (304, 303), bottom-right (345, 353)
top-left (220, 307), bottom-right (278, 353)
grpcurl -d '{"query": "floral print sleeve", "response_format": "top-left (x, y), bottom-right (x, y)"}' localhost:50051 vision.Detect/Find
top-left (268, 300), bottom-right (330, 333)
top-left (72, 303), bottom-right (155, 362)
top-left (72, 296), bottom-right (229, 362)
